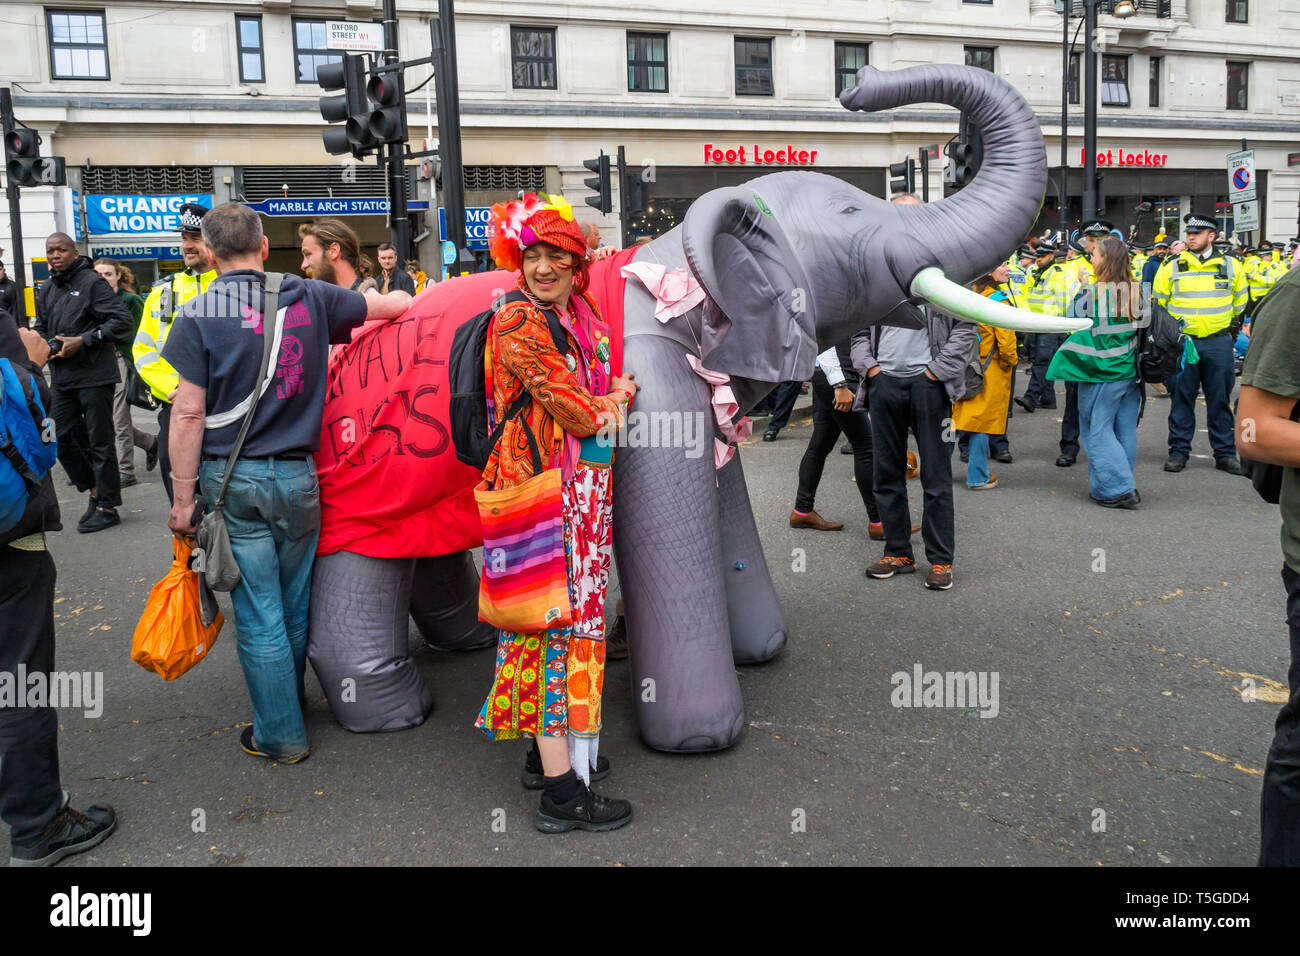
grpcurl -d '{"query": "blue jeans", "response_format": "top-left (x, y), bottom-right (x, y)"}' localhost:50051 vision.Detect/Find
top-left (199, 457), bottom-right (321, 757)
top-left (1078, 380), bottom-right (1140, 500)
top-left (1168, 332), bottom-right (1236, 460)
top-left (965, 433), bottom-right (991, 487)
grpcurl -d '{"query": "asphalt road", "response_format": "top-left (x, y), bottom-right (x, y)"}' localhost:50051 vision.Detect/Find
top-left (5, 389), bottom-right (1287, 867)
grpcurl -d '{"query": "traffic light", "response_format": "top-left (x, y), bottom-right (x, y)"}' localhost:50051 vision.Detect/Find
top-left (623, 168), bottom-right (648, 215)
top-left (318, 54), bottom-right (375, 157)
top-left (945, 115), bottom-right (983, 191)
top-left (366, 68), bottom-right (407, 147)
top-left (583, 151), bottom-right (611, 215)
top-left (4, 128), bottom-right (66, 187)
top-left (889, 157), bottom-right (916, 195)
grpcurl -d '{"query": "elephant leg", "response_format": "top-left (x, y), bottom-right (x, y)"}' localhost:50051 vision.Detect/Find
top-left (307, 551), bottom-right (434, 733)
top-left (614, 333), bottom-right (745, 753)
top-left (409, 551), bottom-right (497, 652)
top-left (714, 452), bottom-right (788, 663)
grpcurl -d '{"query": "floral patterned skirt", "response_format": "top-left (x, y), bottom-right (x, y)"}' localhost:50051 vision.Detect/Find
top-left (475, 440), bottom-right (613, 754)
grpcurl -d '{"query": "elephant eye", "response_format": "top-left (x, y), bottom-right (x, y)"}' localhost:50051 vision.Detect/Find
top-left (839, 205), bottom-right (860, 215)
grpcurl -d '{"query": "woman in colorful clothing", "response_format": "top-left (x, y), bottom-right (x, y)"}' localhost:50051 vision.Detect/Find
top-left (952, 272), bottom-right (1019, 491)
top-left (1047, 235), bottom-right (1143, 509)
top-left (476, 193), bottom-right (640, 833)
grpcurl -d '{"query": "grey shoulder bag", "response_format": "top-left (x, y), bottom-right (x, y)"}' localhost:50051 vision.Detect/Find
top-left (196, 273), bottom-right (284, 592)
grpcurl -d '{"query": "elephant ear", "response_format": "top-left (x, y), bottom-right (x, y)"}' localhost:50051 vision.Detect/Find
top-left (682, 186), bottom-right (817, 383)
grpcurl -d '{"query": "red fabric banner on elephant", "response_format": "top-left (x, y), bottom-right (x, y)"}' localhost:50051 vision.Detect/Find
top-left (315, 258), bottom-right (631, 560)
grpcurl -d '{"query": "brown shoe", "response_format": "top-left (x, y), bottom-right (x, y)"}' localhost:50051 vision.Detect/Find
top-left (866, 555), bottom-right (917, 579)
top-left (905, 450), bottom-right (919, 480)
top-left (604, 615), bottom-right (628, 661)
top-left (868, 522), bottom-right (921, 540)
top-left (789, 510), bottom-right (843, 531)
top-left (925, 564), bottom-right (953, 590)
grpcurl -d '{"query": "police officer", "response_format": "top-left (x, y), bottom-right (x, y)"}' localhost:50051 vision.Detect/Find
top-left (1016, 241), bottom-right (1069, 413)
top-left (1129, 242), bottom-right (1150, 284)
top-left (132, 202), bottom-right (216, 503)
top-left (1248, 240), bottom-right (1287, 312)
top-left (1154, 212), bottom-right (1249, 474)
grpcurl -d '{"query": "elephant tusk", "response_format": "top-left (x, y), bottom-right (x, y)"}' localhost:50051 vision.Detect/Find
top-left (909, 267), bottom-right (1090, 334)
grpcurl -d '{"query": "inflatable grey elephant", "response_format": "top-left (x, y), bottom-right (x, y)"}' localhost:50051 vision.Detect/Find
top-left (308, 62), bottom-right (1084, 750)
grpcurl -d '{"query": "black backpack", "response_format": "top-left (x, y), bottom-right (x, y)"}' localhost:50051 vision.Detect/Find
top-left (447, 290), bottom-right (569, 470)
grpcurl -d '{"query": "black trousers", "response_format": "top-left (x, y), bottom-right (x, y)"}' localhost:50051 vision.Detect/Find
top-left (794, 374), bottom-right (878, 521)
top-left (765, 380), bottom-right (802, 432)
top-left (869, 372), bottom-right (955, 565)
top-left (51, 383), bottom-right (121, 509)
top-left (1260, 564), bottom-right (1300, 865)
top-left (1060, 380), bottom-right (1080, 457)
top-left (1023, 333), bottom-right (1064, 408)
top-left (157, 403), bottom-right (174, 504)
top-left (0, 547), bottom-right (62, 847)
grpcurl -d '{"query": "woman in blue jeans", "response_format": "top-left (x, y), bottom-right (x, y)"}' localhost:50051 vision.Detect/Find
top-left (1047, 235), bottom-right (1142, 509)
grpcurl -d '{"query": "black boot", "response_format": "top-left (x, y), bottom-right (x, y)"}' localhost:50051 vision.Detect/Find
top-left (535, 770), bottom-right (632, 833)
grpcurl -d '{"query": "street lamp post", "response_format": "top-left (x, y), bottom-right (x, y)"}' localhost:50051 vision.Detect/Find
top-left (1082, 0), bottom-right (1099, 222)
top-left (1080, 0), bottom-right (1136, 223)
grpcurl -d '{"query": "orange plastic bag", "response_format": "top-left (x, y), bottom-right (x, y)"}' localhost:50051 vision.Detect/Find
top-left (131, 538), bottom-right (223, 681)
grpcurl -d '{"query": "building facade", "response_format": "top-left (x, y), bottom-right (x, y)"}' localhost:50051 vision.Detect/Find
top-left (2, 0), bottom-right (1297, 305)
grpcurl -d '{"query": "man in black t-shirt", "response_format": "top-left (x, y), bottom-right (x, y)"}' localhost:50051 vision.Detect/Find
top-left (162, 203), bottom-right (411, 764)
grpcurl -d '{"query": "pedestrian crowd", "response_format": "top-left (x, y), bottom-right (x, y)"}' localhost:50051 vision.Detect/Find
top-left (2, 191), bottom-right (1300, 865)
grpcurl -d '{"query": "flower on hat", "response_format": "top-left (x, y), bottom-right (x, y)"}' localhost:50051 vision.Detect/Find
top-left (488, 192), bottom-right (588, 272)
top-left (545, 193), bottom-right (575, 222)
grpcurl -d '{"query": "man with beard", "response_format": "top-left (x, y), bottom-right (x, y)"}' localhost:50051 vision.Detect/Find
top-left (299, 219), bottom-right (377, 292)
top-left (133, 203), bottom-right (217, 503)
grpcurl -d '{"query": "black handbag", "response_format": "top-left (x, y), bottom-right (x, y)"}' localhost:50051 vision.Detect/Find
top-left (1243, 400), bottom-right (1300, 505)
top-left (123, 360), bottom-right (159, 411)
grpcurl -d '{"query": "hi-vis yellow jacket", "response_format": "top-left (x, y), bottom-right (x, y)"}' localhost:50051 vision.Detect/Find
top-left (1250, 254), bottom-right (1288, 303)
top-left (1151, 251), bottom-right (1247, 338)
top-left (132, 267), bottom-right (216, 403)
top-left (1027, 262), bottom-right (1071, 318)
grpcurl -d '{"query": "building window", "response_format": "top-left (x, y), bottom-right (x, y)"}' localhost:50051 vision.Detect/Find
top-left (1227, 60), bottom-right (1249, 109)
top-left (292, 19), bottom-right (342, 84)
top-left (1101, 54), bottom-right (1129, 106)
top-left (511, 26), bottom-right (557, 89)
top-left (735, 37), bottom-right (773, 95)
top-left (835, 42), bottom-right (868, 95)
top-left (964, 46), bottom-right (995, 73)
top-left (627, 32), bottom-right (667, 93)
top-left (1225, 0), bottom-right (1248, 21)
top-left (1148, 56), bottom-right (1161, 107)
top-left (47, 9), bottom-right (109, 80)
top-left (236, 15), bottom-right (263, 83)
top-left (1068, 53), bottom-right (1080, 105)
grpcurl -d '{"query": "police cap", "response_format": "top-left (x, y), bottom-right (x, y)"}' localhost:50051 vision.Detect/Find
top-left (177, 202), bottom-right (209, 235)
top-left (1183, 212), bottom-right (1218, 233)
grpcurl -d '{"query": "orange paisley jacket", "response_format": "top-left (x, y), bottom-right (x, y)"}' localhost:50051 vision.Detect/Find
top-left (482, 290), bottom-right (623, 492)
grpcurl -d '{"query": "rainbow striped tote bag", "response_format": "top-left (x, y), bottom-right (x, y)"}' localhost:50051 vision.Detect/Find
top-left (475, 422), bottom-right (573, 632)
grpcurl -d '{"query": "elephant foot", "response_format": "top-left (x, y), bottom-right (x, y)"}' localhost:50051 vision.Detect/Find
top-left (640, 709), bottom-right (747, 754)
top-left (732, 629), bottom-right (788, 665)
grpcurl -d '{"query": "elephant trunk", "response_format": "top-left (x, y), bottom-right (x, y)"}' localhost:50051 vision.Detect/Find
top-left (840, 64), bottom-right (1047, 284)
